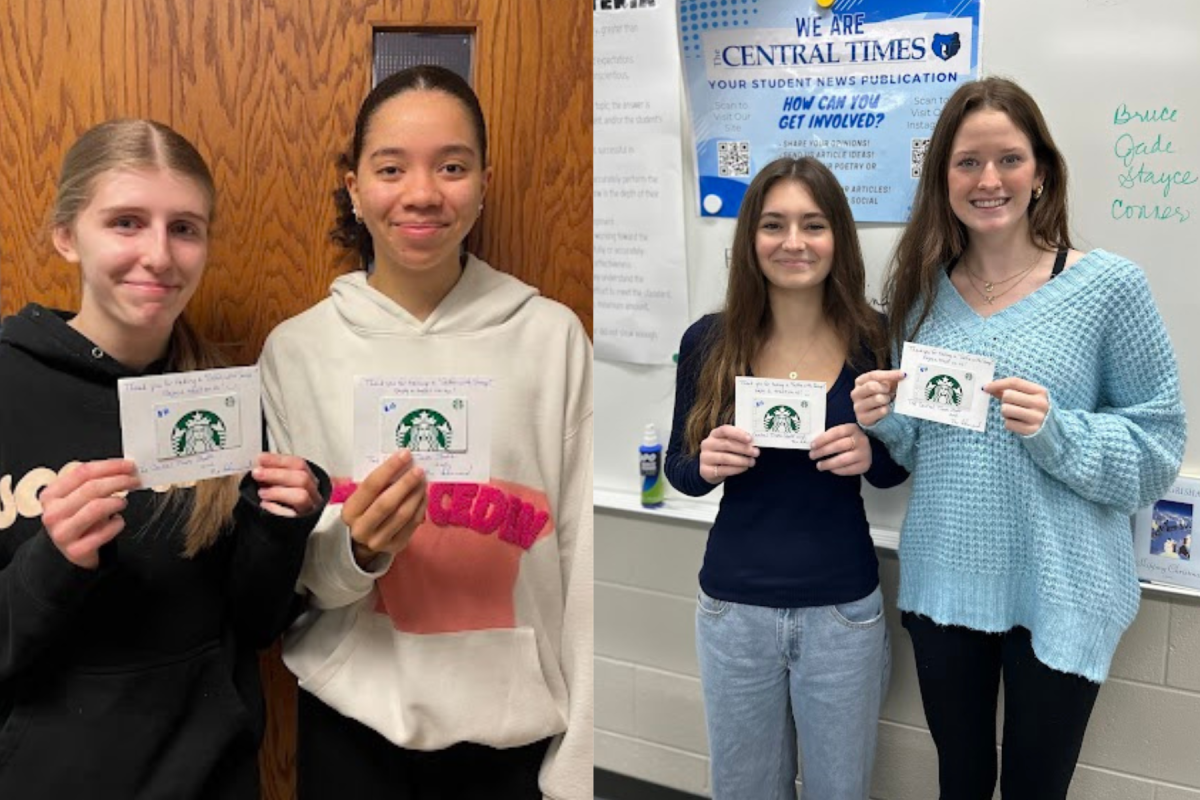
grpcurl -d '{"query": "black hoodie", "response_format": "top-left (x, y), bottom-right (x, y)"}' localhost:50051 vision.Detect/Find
top-left (0, 304), bottom-right (329, 799)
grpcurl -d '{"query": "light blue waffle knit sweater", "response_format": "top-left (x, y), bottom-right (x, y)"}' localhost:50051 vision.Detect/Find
top-left (868, 250), bottom-right (1186, 682)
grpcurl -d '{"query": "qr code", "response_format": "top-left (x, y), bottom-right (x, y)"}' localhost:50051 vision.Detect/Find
top-left (718, 141), bottom-right (750, 177)
top-left (911, 138), bottom-right (931, 179)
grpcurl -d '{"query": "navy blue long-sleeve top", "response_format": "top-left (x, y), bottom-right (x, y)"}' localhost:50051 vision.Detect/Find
top-left (666, 314), bottom-right (908, 608)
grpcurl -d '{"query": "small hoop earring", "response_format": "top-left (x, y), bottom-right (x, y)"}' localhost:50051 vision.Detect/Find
top-left (352, 206), bottom-right (362, 223)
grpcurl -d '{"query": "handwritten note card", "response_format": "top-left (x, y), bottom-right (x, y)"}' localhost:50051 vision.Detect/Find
top-left (353, 376), bottom-right (493, 482)
top-left (119, 366), bottom-right (261, 486)
top-left (734, 377), bottom-right (827, 450)
top-left (894, 343), bottom-right (994, 432)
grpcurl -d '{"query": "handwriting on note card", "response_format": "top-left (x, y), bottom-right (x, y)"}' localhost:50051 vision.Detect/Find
top-left (353, 376), bottom-right (494, 482)
top-left (118, 366), bottom-right (262, 487)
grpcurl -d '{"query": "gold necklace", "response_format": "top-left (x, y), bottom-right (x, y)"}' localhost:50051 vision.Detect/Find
top-left (776, 331), bottom-right (824, 380)
top-left (963, 250), bottom-right (1043, 305)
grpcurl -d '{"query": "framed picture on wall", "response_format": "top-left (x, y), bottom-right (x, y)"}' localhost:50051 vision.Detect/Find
top-left (1134, 475), bottom-right (1200, 590)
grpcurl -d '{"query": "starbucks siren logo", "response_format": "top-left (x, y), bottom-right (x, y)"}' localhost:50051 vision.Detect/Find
top-left (396, 408), bottom-right (454, 452)
top-left (171, 410), bottom-right (228, 456)
top-left (925, 375), bottom-right (964, 407)
top-left (763, 404), bottom-right (802, 434)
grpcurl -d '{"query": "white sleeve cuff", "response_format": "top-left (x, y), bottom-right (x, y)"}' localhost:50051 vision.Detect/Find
top-left (299, 504), bottom-right (394, 610)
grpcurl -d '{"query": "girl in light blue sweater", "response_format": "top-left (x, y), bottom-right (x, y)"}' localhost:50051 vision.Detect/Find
top-left (851, 78), bottom-right (1185, 799)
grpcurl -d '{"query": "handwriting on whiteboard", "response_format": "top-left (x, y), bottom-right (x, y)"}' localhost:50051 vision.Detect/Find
top-left (1110, 103), bottom-right (1195, 223)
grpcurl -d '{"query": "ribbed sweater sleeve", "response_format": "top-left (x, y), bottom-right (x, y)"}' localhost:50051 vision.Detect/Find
top-left (889, 251), bottom-right (1185, 681)
top-left (664, 316), bottom-right (719, 498)
top-left (1019, 266), bottom-right (1185, 514)
top-left (857, 326), bottom-right (913, 488)
top-left (861, 345), bottom-right (922, 470)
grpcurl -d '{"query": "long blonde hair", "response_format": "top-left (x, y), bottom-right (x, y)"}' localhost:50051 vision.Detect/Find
top-left (54, 119), bottom-right (240, 557)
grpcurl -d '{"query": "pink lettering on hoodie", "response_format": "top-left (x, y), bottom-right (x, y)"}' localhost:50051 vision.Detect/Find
top-left (372, 479), bottom-right (554, 634)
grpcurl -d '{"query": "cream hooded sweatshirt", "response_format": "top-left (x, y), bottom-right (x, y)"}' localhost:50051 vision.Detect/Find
top-left (259, 256), bottom-right (593, 800)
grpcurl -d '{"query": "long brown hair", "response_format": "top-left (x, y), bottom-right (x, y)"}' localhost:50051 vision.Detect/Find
top-left (683, 157), bottom-right (887, 455)
top-left (883, 77), bottom-right (1072, 349)
top-left (54, 119), bottom-right (240, 557)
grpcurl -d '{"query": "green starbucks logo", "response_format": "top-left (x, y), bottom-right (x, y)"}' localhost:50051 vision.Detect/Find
top-left (396, 408), bottom-right (454, 452)
top-left (925, 375), bottom-right (964, 407)
top-left (171, 410), bottom-right (228, 456)
top-left (763, 405), bottom-right (802, 434)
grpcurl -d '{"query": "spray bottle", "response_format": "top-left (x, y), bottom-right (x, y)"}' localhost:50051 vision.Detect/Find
top-left (639, 423), bottom-right (665, 508)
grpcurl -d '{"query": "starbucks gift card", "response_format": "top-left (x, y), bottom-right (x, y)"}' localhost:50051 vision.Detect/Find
top-left (154, 394), bottom-right (243, 460)
top-left (354, 376), bottom-right (493, 482)
top-left (734, 377), bottom-right (826, 450)
top-left (379, 397), bottom-right (468, 454)
top-left (894, 342), bottom-right (995, 432)
top-left (119, 366), bottom-right (261, 487)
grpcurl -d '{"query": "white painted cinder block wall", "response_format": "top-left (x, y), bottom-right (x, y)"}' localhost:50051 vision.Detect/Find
top-left (596, 507), bottom-right (1200, 800)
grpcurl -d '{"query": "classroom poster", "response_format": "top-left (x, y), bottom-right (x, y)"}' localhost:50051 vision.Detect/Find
top-left (1134, 475), bottom-right (1200, 591)
top-left (679, 0), bottom-right (980, 221)
top-left (595, 0), bottom-right (691, 365)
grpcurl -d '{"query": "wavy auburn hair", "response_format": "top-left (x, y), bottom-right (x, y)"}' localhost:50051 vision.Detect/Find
top-left (882, 77), bottom-right (1072, 349)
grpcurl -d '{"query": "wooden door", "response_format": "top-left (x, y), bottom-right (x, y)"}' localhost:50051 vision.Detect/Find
top-left (0, 1), bottom-right (590, 796)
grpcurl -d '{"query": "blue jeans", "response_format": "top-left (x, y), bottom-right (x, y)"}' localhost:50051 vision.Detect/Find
top-left (696, 586), bottom-right (890, 800)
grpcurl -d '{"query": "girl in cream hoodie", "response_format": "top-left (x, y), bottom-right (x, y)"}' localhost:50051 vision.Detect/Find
top-left (260, 66), bottom-right (593, 800)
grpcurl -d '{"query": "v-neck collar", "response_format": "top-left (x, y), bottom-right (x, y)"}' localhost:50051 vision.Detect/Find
top-left (937, 249), bottom-right (1107, 328)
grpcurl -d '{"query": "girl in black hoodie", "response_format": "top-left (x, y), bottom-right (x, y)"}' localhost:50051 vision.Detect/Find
top-left (0, 119), bottom-right (329, 799)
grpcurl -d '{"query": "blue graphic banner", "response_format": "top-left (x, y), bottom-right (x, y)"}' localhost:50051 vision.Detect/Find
top-left (679, 0), bottom-right (981, 221)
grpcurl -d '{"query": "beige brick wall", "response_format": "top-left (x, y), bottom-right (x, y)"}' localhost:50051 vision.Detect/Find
top-left (596, 507), bottom-right (1200, 799)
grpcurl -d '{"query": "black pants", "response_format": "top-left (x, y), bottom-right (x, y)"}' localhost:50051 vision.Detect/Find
top-left (297, 689), bottom-right (550, 800)
top-left (903, 613), bottom-right (1101, 800)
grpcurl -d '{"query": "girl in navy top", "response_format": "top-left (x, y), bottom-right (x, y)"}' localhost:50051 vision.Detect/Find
top-left (666, 157), bottom-right (906, 799)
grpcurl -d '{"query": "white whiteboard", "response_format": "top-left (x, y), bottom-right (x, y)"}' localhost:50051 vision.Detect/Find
top-left (595, 0), bottom-right (1200, 531)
